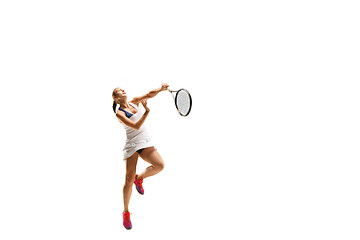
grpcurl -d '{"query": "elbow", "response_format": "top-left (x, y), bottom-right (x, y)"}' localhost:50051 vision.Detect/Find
top-left (146, 92), bottom-right (154, 98)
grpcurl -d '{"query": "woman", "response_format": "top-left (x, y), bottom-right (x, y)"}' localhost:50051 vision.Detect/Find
top-left (112, 83), bottom-right (169, 230)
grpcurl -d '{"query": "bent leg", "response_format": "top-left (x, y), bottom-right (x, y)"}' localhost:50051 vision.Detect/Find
top-left (123, 153), bottom-right (138, 212)
top-left (138, 147), bottom-right (164, 180)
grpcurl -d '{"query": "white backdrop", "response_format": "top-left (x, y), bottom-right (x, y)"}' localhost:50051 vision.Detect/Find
top-left (1, 0), bottom-right (360, 239)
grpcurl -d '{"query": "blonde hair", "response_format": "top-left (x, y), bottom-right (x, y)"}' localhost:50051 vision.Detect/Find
top-left (112, 88), bottom-right (119, 113)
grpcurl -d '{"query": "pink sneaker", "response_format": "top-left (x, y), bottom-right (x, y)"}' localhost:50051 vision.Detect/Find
top-left (134, 174), bottom-right (144, 195)
top-left (122, 211), bottom-right (132, 230)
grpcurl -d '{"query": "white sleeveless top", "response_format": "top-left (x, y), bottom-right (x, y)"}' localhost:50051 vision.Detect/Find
top-left (120, 102), bottom-right (155, 159)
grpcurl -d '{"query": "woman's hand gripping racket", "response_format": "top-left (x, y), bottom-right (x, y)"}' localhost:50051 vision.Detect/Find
top-left (168, 88), bottom-right (192, 117)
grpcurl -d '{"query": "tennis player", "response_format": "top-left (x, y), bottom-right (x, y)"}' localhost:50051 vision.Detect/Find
top-left (112, 83), bottom-right (169, 230)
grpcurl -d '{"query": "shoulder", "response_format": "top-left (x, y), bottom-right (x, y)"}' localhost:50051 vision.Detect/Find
top-left (116, 109), bottom-right (126, 119)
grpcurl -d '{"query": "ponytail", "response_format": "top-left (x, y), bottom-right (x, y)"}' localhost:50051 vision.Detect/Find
top-left (112, 100), bottom-right (117, 113)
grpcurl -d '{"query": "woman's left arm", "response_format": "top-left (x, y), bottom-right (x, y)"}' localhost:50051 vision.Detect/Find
top-left (131, 83), bottom-right (169, 105)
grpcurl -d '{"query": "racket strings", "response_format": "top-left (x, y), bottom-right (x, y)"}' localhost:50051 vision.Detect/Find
top-left (176, 90), bottom-right (191, 116)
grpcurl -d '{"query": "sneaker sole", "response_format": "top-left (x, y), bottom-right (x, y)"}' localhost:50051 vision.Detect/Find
top-left (136, 186), bottom-right (144, 195)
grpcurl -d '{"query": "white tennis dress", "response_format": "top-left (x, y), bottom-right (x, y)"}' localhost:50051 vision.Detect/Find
top-left (119, 102), bottom-right (155, 160)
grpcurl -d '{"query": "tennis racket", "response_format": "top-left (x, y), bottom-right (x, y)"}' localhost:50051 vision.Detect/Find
top-left (168, 88), bottom-right (192, 117)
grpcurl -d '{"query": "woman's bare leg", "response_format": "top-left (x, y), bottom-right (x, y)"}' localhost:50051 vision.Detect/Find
top-left (123, 153), bottom-right (138, 212)
top-left (137, 147), bottom-right (164, 180)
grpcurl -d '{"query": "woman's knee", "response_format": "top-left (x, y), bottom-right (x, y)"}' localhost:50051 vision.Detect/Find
top-left (125, 172), bottom-right (136, 186)
top-left (155, 160), bottom-right (165, 171)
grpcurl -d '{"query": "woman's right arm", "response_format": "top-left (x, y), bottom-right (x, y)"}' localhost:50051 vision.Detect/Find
top-left (116, 100), bottom-right (150, 130)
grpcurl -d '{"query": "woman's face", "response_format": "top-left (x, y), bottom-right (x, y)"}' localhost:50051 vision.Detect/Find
top-left (114, 88), bottom-right (127, 101)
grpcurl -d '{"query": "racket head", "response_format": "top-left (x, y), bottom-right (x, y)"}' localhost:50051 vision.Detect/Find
top-left (174, 88), bottom-right (192, 116)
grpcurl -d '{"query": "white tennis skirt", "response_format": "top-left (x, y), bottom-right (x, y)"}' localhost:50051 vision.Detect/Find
top-left (123, 137), bottom-right (155, 160)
